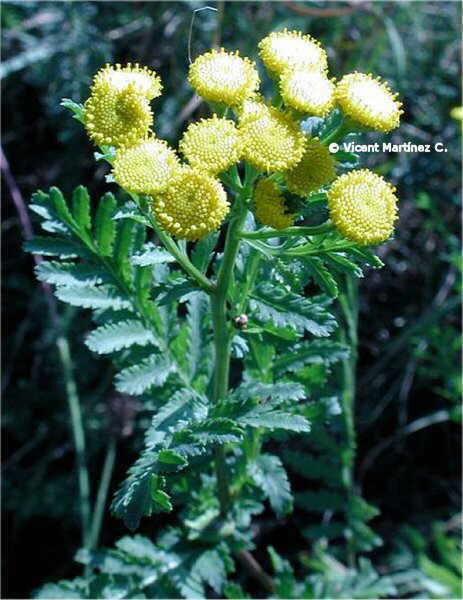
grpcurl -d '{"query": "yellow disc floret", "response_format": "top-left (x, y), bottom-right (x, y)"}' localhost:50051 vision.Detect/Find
top-left (280, 69), bottom-right (334, 116)
top-left (335, 72), bottom-right (402, 132)
top-left (92, 63), bottom-right (162, 100)
top-left (239, 107), bottom-right (305, 172)
top-left (84, 82), bottom-right (153, 148)
top-left (179, 116), bottom-right (242, 174)
top-left (327, 169), bottom-right (398, 245)
top-left (188, 48), bottom-right (259, 106)
top-left (113, 137), bottom-right (181, 195)
top-left (258, 29), bottom-right (328, 75)
top-left (285, 137), bottom-right (336, 197)
top-left (254, 178), bottom-right (295, 230)
top-left (152, 168), bottom-right (229, 241)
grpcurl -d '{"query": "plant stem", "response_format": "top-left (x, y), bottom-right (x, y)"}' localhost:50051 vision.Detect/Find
top-left (56, 335), bottom-right (91, 548)
top-left (89, 437), bottom-right (117, 550)
top-left (338, 275), bottom-right (359, 567)
top-left (153, 221), bottom-right (216, 294)
top-left (239, 221), bottom-right (333, 240)
top-left (211, 191), bottom-right (249, 516)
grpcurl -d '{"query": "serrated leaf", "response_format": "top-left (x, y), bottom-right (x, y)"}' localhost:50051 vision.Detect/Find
top-left (131, 243), bottom-right (175, 266)
top-left (304, 256), bottom-right (339, 297)
top-left (35, 261), bottom-right (105, 287)
top-left (157, 450), bottom-right (188, 467)
top-left (61, 98), bottom-right (85, 123)
top-left (49, 187), bottom-right (76, 229)
top-left (55, 285), bottom-right (131, 310)
top-left (179, 418), bottom-right (244, 445)
top-left (191, 232), bottom-right (219, 272)
top-left (250, 282), bottom-right (337, 336)
top-left (156, 279), bottom-right (198, 306)
top-left (238, 405), bottom-right (310, 432)
top-left (113, 202), bottom-right (151, 226)
top-left (186, 292), bottom-right (211, 382)
top-left (24, 236), bottom-right (86, 258)
top-left (324, 252), bottom-right (364, 277)
top-left (95, 192), bottom-right (117, 256)
top-left (275, 340), bottom-right (349, 374)
top-left (249, 454), bottom-right (293, 516)
top-left (234, 381), bottom-right (306, 404)
top-left (192, 548), bottom-right (228, 594)
top-left (114, 217), bottom-right (137, 275)
top-left (151, 487), bottom-right (173, 513)
top-left (147, 390), bottom-right (208, 444)
top-left (85, 320), bottom-right (157, 354)
top-left (72, 186), bottom-right (91, 230)
top-left (115, 354), bottom-right (175, 395)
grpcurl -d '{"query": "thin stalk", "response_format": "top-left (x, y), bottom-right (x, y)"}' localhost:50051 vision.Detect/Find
top-left (56, 336), bottom-right (91, 548)
top-left (239, 221), bottom-right (333, 240)
top-left (211, 191), bottom-right (249, 516)
top-left (89, 437), bottom-right (117, 550)
top-left (152, 220), bottom-right (215, 294)
top-left (338, 275), bottom-right (359, 567)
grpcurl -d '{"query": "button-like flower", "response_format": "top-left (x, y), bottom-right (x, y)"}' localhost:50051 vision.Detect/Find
top-left (239, 106), bottom-right (306, 172)
top-left (179, 116), bottom-right (241, 174)
top-left (327, 169), bottom-right (398, 245)
top-left (113, 137), bottom-right (181, 195)
top-left (284, 137), bottom-right (336, 197)
top-left (258, 29), bottom-right (328, 76)
top-left (235, 94), bottom-right (270, 120)
top-left (153, 168), bottom-right (229, 241)
top-left (92, 63), bottom-right (162, 100)
top-left (84, 82), bottom-right (153, 148)
top-left (335, 72), bottom-right (402, 132)
top-left (188, 48), bottom-right (259, 106)
top-left (253, 177), bottom-right (295, 230)
top-left (280, 69), bottom-right (334, 116)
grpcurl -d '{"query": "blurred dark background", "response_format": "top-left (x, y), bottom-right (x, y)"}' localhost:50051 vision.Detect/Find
top-left (2, 2), bottom-right (461, 598)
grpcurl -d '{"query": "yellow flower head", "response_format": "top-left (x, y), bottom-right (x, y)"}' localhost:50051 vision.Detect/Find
top-left (258, 29), bottom-right (328, 76)
top-left (327, 169), bottom-right (398, 245)
top-left (280, 69), bottom-right (334, 116)
top-left (239, 107), bottom-right (306, 172)
top-left (253, 178), bottom-right (295, 230)
top-left (179, 116), bottom-right (242, 174)
top-left (153, 168), bottom-right (229, 241)
top-left (235, 94), bottom-right (269, 120)
top-left (451, 106), bottom-right (463, 121)
top-left (335, 72), bottom-right (402, 132)
top-left (84, 81), bottom-right (153, 147)
top-left (113, 137), bottom-right (181, 195)
top-left (92, 63), bottom-right (162, 100)
top-left (285, 137), bottom-right (336, 197)
top-left (188, 48), bottom-right (259, 106)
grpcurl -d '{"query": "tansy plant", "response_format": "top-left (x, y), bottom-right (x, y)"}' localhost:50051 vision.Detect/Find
top-left (28, 29), bottom-right (404, 599)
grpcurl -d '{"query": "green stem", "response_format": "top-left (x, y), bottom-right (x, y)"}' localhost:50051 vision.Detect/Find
top-left (239, 221), bottom-right (333, 240)
top-left (211, 191), bottom-right (249, 516)
top-left (338, 275), bottom-right (359, 567)
top-left (151, 218), bottom-right (215, 294)
top-left (56, 335), bottom-right (91, 548)
top-left (89, 437), bottom-right (117, 550)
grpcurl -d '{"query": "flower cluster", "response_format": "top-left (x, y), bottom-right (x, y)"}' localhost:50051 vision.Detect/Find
top-left (82, 29), bottom-right (402, 245)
